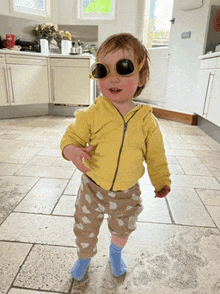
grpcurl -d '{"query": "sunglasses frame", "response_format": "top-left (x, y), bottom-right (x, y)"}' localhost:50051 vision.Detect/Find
top-left (89, 56), bottom-right (146, 80)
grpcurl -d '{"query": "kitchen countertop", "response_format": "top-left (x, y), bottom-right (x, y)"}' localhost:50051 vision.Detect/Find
top-left (198, 51), bottom-right (220, 60)
top-left (0, 49), bottom-right (95, 59)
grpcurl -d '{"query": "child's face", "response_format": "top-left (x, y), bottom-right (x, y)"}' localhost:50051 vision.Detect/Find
top-left (97, 49), bottom-right (143, 105)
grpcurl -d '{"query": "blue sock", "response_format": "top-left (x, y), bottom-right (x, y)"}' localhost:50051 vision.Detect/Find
top-left (70, 258), bottom-right (91, 280)
top-left (109, 243), bottom-right (127, 277)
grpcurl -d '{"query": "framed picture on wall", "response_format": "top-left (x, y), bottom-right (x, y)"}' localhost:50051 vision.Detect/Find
top-left (181, 0), bottom-right (203, 11)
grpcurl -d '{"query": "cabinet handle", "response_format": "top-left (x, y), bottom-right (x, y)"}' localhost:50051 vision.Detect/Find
top-left (202, 72), bottom-right (214, 117)
top-left (3, 67), bottom-right (9, 104)
top-left (51, 67), bottom-right (55, 102)
top-left (8, 67), bottom-right (15, 103)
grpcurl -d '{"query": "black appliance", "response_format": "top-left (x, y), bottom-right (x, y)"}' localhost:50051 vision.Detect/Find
top-left (16, 40), bottom-right (40, 52)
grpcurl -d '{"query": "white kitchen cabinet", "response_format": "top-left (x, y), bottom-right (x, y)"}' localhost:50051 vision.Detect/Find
top-left (6, 55), bottom-right (49, 105)
top-left (197, 56), bottom-right (220, 127)
top-left (205, 69), bottom-right (220, 126)
top-left (0, 54), bottom-right (10, 106)
top-left (196, 69), bottom-right (214, 116)
top-left (50, 58), bottom-right (91, 105)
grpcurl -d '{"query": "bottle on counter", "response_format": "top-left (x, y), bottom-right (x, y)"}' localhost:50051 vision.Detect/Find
top-left (76, 40), bottom-right (82, 54)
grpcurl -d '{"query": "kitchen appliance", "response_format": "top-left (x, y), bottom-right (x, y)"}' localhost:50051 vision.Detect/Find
top-left (3, 34), bottom-right (16, 49)
top-left (15, 40), bottom-right (40, 52)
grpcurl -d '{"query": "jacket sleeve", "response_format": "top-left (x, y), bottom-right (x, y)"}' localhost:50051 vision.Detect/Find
top-left (60, 109), bottom-right (91, 156)
top-left (145, 116), bottom-right (171, 191)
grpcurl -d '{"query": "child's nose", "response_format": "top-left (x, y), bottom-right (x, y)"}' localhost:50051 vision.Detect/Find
top-left (108, 71), bottom-right (120, 82)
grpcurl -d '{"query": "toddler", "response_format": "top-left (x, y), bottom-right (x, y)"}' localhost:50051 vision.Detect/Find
top-left (61, 33), bottom-right (171, 280)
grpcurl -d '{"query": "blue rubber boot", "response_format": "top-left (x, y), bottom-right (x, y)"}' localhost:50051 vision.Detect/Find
top-left (109, 243), bottom-right (127, 277)
top-left (70, 258), bottom-right (91, 280)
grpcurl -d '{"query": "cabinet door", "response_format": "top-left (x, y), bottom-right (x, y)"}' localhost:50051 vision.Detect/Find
top-left (206, 70), bottom-right (220, 127)
top-left (0, 65), bottom-right (10, 106)
top-left (196, 69), bottom-right (214, 116)
top-left (51, 66), bottom-right (90, 105)
top-left (8, 64), bottom-right (49, 105)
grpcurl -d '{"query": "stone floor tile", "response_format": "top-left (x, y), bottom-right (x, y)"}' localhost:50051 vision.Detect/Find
top-left (26, 155), bottom-right (57, 166)
top-left (52, 195), bottom-right (76, 216)
top-left (205, 206), bottom-right (220, 228)
top-left (53, 157), bottom-right (74, 167)
top-left (13, 245), bottom-right (76, 293)
top-left (37, 149), bottom-right (61, 157)
top-left (15, 178), bottom-right (68, 214)
top-left (167, 187), bottom-right (216, 227)
top-left (0, 242), bottom-right (32, 294)
top-left (0, 163), bottom-right (23, 176)
top-left (139, 185), bottom-right (171, 223)
top-left (169, 143), bottom-right (211, 151)
top-left (171, 174), bottom-right (220, 189)
top-left (196, 189), bottom-right (220, 206)
top-left (0, 176), bottom-right (38, 225)
top-left (177, 157), bottom-right (212, 176)
top-left (168, 164), bottom-right (185, 175)
top-left (206, 166), bottom-right (220, 177)
top-left (64, 169), bottom-right (82, 195)
top-left (14, 165), bottom-right (75, 179)
top-left (165, 149), bottom-right (197, 157)
top-left (181, 135), bottom-right (215, 145)
top-left (0, 213), bottom-right (75, 246)
top-left (166, 155), bottom-right (179, 164)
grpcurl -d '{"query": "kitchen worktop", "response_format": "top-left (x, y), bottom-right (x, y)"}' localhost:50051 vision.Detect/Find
top-left (0, 49), bottom-right (95, 59)
top-left (198, 51), bottom-right (220, 60)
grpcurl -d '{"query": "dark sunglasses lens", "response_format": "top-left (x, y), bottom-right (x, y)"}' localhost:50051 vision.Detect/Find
top-left (91, 63), bottom-right (107, 79)
top-left (116, 59), bottom-right (134, 76)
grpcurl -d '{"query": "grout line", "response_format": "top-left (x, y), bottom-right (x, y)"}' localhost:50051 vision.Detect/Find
top-left (195, 189), bottom-right (219, 229)
top-left (6, 244), bottom-right (34, 294)
top-left (0, 239), bottom-right (77, 249)
top-left (50, 169), bottom-right (77, 215)
top-left (165, 196), bottom-right (175, 224)
top-left (10, 285), bottom-right (67, 294)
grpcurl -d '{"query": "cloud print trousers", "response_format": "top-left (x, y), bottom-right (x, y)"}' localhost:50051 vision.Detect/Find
top-left (73, 174), bottom-right (144, 259)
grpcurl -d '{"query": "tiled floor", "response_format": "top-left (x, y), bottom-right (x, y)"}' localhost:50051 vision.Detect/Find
top-left (0, 115), bottom-right (220, 294)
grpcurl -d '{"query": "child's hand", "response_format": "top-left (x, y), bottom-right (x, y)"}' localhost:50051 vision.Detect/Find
top-left (63, 145), bottom-right (93, 174)
top-left (155, 186), bottom-right (170, 198)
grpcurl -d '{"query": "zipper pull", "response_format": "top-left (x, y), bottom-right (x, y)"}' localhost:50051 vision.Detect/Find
top-left (124, 123), bottom-right (127, 132)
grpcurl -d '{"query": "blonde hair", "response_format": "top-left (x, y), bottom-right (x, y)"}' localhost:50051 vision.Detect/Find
top-left (97, 33), bottom-right (150, 98)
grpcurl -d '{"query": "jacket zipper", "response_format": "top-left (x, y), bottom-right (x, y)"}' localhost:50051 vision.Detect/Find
top-left (110, 109), bottom-right (140, 191)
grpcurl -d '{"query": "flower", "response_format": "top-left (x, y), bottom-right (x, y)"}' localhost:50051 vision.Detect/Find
top-left (33, 23), bottom-right (57, 39)
top-left (54, 30), bottom-right (73, 48)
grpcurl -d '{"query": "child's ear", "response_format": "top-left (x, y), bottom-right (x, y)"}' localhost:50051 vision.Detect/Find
top-left (138, 76), bottom-right (144, 87)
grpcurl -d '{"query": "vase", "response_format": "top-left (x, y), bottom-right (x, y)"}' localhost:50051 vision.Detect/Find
top-left (61, 40), bottom-right (72, 55)
top-left (40, 38), bottom-right (49, 55)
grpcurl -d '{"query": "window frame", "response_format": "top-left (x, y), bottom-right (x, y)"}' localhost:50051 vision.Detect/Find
top-left (11, 0), bottom-right (50, 17)
top-left (78, 0), bottom-right (116, 20)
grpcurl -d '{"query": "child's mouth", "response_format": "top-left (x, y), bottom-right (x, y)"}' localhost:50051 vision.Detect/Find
top-left (109, 88), bottom-right (122, 94)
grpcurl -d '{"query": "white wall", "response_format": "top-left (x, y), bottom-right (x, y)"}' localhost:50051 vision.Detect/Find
top-left (163, 0), bottom-right (212, 114)
top-left (138, 47), bottom-right (169, 106)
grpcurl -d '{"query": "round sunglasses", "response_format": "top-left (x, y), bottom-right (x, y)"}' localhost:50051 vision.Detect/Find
top-left (89, 56), bottom-right (145, 80)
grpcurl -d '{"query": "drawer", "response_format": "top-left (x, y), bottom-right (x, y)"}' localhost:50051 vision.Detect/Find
top-left (6, 54), bottom-right (47, 65)
top-left (50, 58), bottom-right (90, 67)
top-left (200, 58), bottom-right (217, 69)
top-left (0, 54), bottom-right (6, 64)
top-left (216, 57), bottom-right (220, 68)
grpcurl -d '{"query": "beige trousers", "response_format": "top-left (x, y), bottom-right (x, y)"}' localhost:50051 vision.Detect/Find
top-left (74, 174), bottom-right (143, 259)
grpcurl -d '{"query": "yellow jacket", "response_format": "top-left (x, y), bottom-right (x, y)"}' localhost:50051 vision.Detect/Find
top-left (61, 96), bottom-right (171, 192)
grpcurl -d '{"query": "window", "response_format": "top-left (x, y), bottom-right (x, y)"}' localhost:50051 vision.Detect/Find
top-left (79, 0), bottom-right (115, 20)
top-left (146, 0), bottom-right (174, 48)
top-left (12, 0), bottom-right (50, 16)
